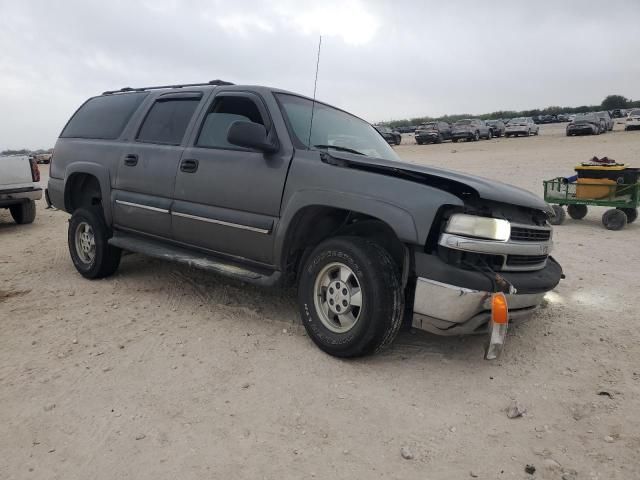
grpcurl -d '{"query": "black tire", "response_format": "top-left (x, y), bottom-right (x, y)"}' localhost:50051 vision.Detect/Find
top-left (452, 138), bottom-right (459, 143)
top-left (549, 205), bottom-right (566, 225)
top-left (619, 208), bottom-right (638, 224)
top-left (298, 237), bottom-right (404, 358)
top-left (416, 139), bottom-right (423, 145)
top-left (473, 131), bottom-right (480, 141)
top-left (526, 129), bottom-right (530, 137)
top-left (567, 204), bottom-right (588, 220)
top-left (436, 134), bottom-right (443, 144)
top-left (534, 129), bottom-right (539, 136)
top-left (602, 209), bottom-right (627, 231)
top-left (9, 200), bottom-right (36, 224)
top-left (68, 207), bottom-right (121, 279)
top-left (497, 131), bottom-right (502, 138)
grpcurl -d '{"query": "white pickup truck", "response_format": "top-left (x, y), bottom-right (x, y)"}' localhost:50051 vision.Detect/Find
top-left (0, 155), bottom-right (42, 224)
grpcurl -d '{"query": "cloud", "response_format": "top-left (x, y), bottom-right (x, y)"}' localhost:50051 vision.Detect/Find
top-left (0, 0), bottom-right (639, 149)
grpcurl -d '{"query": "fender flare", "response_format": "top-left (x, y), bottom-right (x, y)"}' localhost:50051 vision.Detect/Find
top-left (64, 162), bottom-right (113, 224)
top-left (273, 189), bottom-right (419, 267)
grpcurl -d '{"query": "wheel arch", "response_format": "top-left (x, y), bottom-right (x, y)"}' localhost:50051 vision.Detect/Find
top-left (64, 162), bottom-right (112, 223)
top-left (276, 196), bottom-right (417, 286)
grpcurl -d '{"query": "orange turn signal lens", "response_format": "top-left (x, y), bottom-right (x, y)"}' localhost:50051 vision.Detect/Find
top-left (491, 292), bottom-right (509, 325)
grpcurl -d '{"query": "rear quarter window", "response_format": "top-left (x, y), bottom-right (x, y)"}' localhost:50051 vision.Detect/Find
top-left (137, 98), bottom-right (201, 145)
top-left (60, 92), bottom-right (148, 139)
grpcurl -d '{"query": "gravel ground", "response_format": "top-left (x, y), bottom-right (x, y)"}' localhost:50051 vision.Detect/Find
top-left (1, 122), bottom-right (639, 479)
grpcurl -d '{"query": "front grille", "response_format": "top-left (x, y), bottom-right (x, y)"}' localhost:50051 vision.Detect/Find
top-left (510, 226), bottom-right (551, 242)
top-left (506, 254), bottom-right (548, 268)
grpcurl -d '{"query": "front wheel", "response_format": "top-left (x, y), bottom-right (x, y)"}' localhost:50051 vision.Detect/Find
top-left (298, 237), bottom-right (404, 358)
top-left (68, 207), bottom-right (122, 279)
top-left (473, 131), bottom-right (480, 141)
top-left (452, 138), bottom-right (459, 143)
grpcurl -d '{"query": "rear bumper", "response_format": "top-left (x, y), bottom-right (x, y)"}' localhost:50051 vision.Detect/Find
top-left (410, 251), bottom-right (562, 335)
top-left (0, 186), bottom-right (42, 207)
top-left (451, 131), bottom-right (473, 139)
top-left (506, 129), bottom-right (528, 135)
top-left (416, 133), bottom-right (439, 142)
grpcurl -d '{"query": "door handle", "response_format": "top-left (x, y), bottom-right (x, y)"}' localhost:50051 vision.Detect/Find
top-left (123, 154), bottom-right (138, 166)
top-left (180, 158), bottom-right (199, 173)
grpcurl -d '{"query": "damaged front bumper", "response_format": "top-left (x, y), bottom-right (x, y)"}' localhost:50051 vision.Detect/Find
top-left (411, 251), bottom-right (562, 335)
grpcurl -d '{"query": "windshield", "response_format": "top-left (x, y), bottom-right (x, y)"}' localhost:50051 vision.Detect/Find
top-left (509, 117), bottom-right (527, 124)
top-left (276, 94), bottom-right (400, 161)
top-left (574, 114), bottom-right (595, 122)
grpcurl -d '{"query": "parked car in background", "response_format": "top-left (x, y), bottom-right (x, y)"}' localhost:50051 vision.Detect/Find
top-left (396, 126), bottom-right (412, 134)
top-left (0, 155), bottom-right (42, 224)
top-left (611, 109), bottom-right (626, 118)
top-left (625, 109), bottom-right (640, 131)
top-left (566, 113), bottom-right (601, 135)
top-left (374, 125), bottom-right (402, 145)
top-left (505, 117), bottom-right (539, 137)
top-left (557, 114), bottom-right (570, 122)
top-left (596, 111), bottom-right (614, 131)
top-left (34, 153), bottom-right (52, 164)
top-left (415, 121), bottom-right (452, 144)
top-left (451, 119), bottom-right (491, 142)
top-left (485, 120), bottom-right (505, 138)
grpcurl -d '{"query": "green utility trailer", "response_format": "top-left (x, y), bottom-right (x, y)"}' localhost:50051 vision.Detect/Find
top-left (543, 178), bottom-right (640, 230)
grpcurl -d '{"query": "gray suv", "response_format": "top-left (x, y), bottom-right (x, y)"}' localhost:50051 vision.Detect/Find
top-left (48, 80), bottom-right (562, 358)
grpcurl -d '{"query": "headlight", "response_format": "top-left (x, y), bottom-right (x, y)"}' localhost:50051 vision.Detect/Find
top-left (445, 214), bottom-right (510, 241)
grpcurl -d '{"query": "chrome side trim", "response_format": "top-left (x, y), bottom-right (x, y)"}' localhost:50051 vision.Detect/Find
top-left (115, 200), bottom-right (169, 214)
top-left (439, 233), bottom-right (553, 256)
top-left (171, 211), bottom-right (270, 234)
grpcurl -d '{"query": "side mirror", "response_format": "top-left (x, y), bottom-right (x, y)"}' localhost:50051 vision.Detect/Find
top-left (227, 121), bottom-right (278, 153)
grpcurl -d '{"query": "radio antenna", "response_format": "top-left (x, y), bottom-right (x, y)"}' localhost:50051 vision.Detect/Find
top-left (307, 35), bottom-right (322, 148)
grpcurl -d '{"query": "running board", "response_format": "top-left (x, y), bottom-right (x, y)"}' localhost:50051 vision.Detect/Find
top-left (108, 232), bottom-right (281, 287)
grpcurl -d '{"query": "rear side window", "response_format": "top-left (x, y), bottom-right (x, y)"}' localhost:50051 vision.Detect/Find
top-left (61, 92), bottom-right (148, 139)
top-left (137, 98), bottom-right (201, 145)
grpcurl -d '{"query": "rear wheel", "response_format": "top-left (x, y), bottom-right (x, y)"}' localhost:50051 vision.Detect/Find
top-left (549, 205), bottom-right (566, 225)
top-left (602, 209), bottom-right (627, 230)
top-left (68, 207), bottom-right (122, 279)
top-left (473, 131), bottom-right (480, 141)
top-left (298, 237), bottom-right (404, 358)
top-left (567, 204), bottom-right (588, 220)
top-left (619, 208), bottom-right (638, 224)
top-left (9, 200), bottom-right (36, 224)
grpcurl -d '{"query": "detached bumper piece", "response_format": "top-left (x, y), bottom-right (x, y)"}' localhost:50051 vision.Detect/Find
top-left (412, 277), bottom-right (543, 335)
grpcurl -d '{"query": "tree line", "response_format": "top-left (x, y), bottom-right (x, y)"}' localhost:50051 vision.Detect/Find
top-left (381, 95), bottom-right (639, 128)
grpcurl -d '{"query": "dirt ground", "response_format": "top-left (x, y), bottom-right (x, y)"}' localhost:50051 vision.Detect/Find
top-left (1, 123), bottom-right (639, 479)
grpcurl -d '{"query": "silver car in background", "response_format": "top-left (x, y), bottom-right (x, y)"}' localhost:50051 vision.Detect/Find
top-left (505, 117), bottom-right (539, 137)
top-left (596, 111), bottom-right (614, 132)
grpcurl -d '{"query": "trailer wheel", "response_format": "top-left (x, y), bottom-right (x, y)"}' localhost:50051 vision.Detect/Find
top-left (602, 209), bottom-right (627, 231)
top-left (567, 204), bottom-right (588, 220)
top-left (618, 208), bottom-right (638, 224)
top-left (549, 205), bottom-right (566, 225)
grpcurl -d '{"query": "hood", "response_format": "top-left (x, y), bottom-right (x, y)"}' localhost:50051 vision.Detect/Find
top-left (323, 152), bottom-right (551, 213)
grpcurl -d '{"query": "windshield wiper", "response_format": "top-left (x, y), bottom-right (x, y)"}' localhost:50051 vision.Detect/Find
top-left (313, 144), bottom-right (365, 156)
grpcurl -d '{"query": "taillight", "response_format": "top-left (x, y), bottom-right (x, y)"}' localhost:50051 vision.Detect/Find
top-left (29, 157), bottom-right (41, 182)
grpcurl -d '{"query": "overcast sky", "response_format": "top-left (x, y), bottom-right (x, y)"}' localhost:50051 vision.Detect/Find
top-left (1, 0), bottom-right (639, 149)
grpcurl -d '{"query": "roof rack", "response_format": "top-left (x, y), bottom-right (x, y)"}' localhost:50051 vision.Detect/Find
top-left (102, 79), bottom-right (234, 95)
